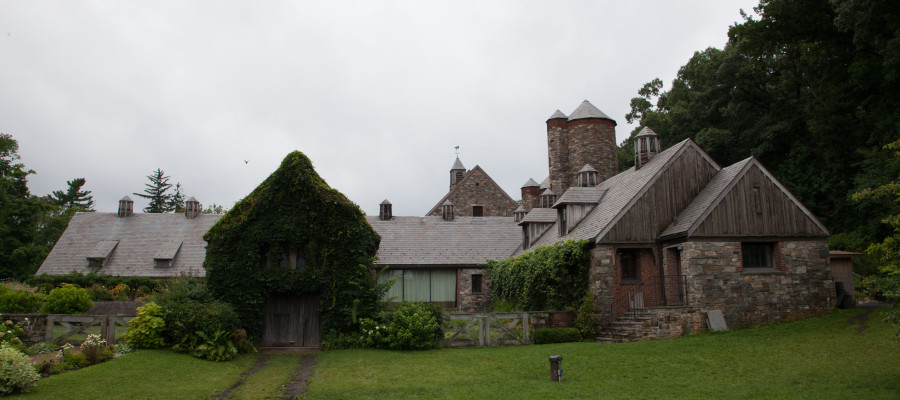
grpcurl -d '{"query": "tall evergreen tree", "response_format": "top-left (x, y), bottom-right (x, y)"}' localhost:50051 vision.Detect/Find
top-left (0, 133), bottom-right (45, 278)
top-left (170, 182), bottom-right (185, 213)
top-left (133, 169), bottom-right (174, 213)
top-left (50, 177), bottom-right (94, 211)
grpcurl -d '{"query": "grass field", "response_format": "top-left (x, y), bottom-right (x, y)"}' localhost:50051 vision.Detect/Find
top-left (11, 308), bottom-right (900, 400)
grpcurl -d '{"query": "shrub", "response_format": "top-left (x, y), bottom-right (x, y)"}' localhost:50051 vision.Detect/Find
top-left (0, 290), bottom-right (44, 313)
top-left (122, 302), bottom-right (166, 349)
top-left (487, 239), bottom-right (591, 311)
top-left (574, 292), bottom-right (600, 339)
top-left (86, 284), bottom-right (114, 302)
top-left (0, 344), bottom-right (40, 395)
top-left (109, 284), bottom-right (132, 301)
top-left (27, 342), bottom-right (55, 356)
top-left (113, 343), bottom-right (134, 354)
top-left (40, 284), bottom-right (93, 314)
top-left (80, 334), bottom-right (108, 365)
top-left (192, 330), bottom-right (239, 362)
top-left (0, 317), bottom-right (27, 345)
top-left (152, 279), bottom-right (240, 345)
top-left (534, 327), bottom-right (582, 344)
top-left (353, 302), bottom-right (443, 351)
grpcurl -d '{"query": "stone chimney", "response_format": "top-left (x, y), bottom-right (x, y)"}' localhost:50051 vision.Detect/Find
top-left (117, 196), bottom-right (133, 218)
top-left (442, 200), bottom-right (454, 221)
top-left (185, 197), bottom-right (200, 219)
top-left (634, 126), bottom-right (661, 169)
top-left (379, 199), bottom-right (392, 221)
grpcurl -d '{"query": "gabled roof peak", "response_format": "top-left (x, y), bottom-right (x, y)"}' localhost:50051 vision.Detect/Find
top-left (568, 100), bottom-right (613, 121)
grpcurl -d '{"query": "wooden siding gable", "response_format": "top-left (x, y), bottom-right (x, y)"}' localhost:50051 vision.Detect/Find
top-left (675, 157), bottom-right (829, 238)
top-left (595, 140), bottom-right (720, 243)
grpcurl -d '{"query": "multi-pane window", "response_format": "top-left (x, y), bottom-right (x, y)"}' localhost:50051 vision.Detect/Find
top-left (378, 269), bottom-right (457, 307)
top-left (742, 243), bottom-right (774, 269)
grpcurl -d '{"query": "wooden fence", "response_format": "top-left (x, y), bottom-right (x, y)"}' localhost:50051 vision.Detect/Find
top-left (443, 312), bottom-right (530, 347)
top-left (45, 315), bottom-right (133, 345)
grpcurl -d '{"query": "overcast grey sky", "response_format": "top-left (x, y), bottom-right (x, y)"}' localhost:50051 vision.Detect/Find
top-left (1, 1), bottom-right (758, 216)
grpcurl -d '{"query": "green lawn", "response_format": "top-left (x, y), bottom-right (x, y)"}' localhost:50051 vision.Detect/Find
top-left (11, 308), bottom-right (900, 399)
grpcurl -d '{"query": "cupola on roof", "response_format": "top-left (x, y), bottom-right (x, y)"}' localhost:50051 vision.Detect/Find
top-left (522, 178), bottom-right (540, 188)
top-left (451, 157), bottom-right (465, 170)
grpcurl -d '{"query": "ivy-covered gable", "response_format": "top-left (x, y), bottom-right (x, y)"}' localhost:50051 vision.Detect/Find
top-left (204, 151), bottom-right (380, 337)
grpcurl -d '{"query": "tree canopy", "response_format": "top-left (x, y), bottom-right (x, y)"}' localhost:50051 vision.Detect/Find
top-left (623, 0), bottom-right (900, 254)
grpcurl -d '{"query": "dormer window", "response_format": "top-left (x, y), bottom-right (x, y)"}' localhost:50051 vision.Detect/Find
top-left (558, 207), bottom-right (568, 236)
top-left (153, 241), bottom-right (182, 268)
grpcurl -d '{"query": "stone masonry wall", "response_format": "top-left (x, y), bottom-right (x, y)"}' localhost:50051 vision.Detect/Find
top-left (548, 118), bottom-right (617, 195)
top-left (457, 268), bottom-right (490, 312)
top-left (681, 239), bottom-right (834, 329)
top-left (588, 246), bottom-right (617, 323)
top-left (429, 168), bottom-right (517, 217)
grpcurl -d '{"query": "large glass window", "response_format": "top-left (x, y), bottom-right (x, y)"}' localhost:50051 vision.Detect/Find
top-left (378, 269), bottom-right (457, 306)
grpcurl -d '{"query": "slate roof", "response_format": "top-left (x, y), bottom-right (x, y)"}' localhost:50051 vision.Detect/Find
top-left (520, 139), bottom-right (707, 252)
top-left (38, 212), bottom-right (220, 277)
top-left (568, 100), bottom-right (613, 121)
top-left (519, 208), bottom-right (558, 224)
top-left (553, 186), bottom-right (605, 206)
top-left (548, 110), bottom-right (567, 120)
top-left (522, 178), bottom-right (540, 188)
top-left (367, 216), bottom-right (520, 266)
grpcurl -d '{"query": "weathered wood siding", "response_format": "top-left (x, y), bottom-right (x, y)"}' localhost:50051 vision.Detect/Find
top-left (693, 164), bottom-right (827, 237)
top-left (602, 146), bottom-right (718, 243)
top-left (564, 203), bottom-right (595, 235)
top-left (525, 222), bottom-right (553, 247)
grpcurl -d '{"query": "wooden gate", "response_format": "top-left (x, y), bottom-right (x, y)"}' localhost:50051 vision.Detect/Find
top-left (260, 294), bottom-right (320, 347)
top-left (443, 313), bottom-right (530, 347)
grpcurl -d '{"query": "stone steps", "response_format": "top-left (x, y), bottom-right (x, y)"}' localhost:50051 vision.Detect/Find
top-left (595, 310), bottom-right (659, 343)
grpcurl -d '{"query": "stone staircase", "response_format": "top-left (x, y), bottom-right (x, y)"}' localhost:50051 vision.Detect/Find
top-left (595, 311), bottom-right (659, 343)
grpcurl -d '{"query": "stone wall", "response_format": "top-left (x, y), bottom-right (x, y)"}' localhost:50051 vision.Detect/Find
top-left (679, 239), bottom-right (834, 329)
top-left (429, 168), bottom-right (517, 217)
top-left (588, 246), bottom-right (616, 323)
top-left (548, 118), bottom-right (617, 194)
top-left (457, 268), bottom-right (491, 312)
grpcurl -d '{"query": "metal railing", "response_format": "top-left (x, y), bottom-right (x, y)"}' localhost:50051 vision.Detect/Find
top-left (609, 275), bottom-right (688, 318)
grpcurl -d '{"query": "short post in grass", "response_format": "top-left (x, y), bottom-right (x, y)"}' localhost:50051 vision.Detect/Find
top-left (549, 355), bottom-right (563, 382)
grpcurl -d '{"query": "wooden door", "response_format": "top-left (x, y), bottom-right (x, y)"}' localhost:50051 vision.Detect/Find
top-left (261, 294), bottom-right (320, 347)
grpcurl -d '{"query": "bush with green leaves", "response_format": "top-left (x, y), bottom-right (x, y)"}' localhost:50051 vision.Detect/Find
top-left (39, 283), bottom-right (93, 314)
top-left (122, 302), bottom-right (166, 349)
top-left (349, 302), bottom-right (443, 351)
top-left (27, 271), bottom-right (161, 295)
top-left (151, 278), bottom-right (241, 346)
top-left (574, 292), bottom-right (600, 339)
top-left (0, 290), bottom-right (44, 313)
top-left (487, 239), bottom-right (591, 311)
top-left (86, 283), bottom-right (114, 301)
top-left (534, 327), bottom-right (582, 344)
top-left (0, 344), bottom-right (40, 395)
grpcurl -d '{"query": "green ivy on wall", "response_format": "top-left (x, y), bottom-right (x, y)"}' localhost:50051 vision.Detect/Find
top-left (203, 151), bottom-right (381, 338)
top-left (486, 239), bottom-right (590, 311)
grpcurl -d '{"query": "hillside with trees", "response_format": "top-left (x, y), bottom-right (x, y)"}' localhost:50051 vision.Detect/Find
top-left (621, 0), bottom-right (900, 276)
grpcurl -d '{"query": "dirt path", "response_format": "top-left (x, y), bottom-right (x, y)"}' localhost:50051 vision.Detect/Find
top-left (214, 355), bottom-right (269, 399)
top-left (846, 304), bottom-right (885, 332)
top-left (280, 355), bottom-right (317, 399)
top-left (212, 353), bottom-right (317, 400)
